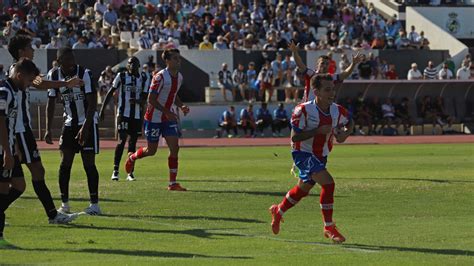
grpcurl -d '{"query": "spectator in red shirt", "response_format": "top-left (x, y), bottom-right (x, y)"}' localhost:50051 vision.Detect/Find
top-left (385, 64), bottom-right (398, 80)
top-left (327, 52), bottom-right (337, 75)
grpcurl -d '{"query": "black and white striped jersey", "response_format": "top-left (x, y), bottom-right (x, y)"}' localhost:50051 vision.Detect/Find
top-left (7, 63), bottom-right (32, 133)
top-left (112, 71), bottom-right (148, 120)
top-left (0, 79), bottom-right (18, 156)
top-left (47, 65), bottom-right (97, 127)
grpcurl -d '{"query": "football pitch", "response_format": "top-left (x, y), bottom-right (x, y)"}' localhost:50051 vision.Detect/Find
top-left (0, 143), bottom-right (473, 265)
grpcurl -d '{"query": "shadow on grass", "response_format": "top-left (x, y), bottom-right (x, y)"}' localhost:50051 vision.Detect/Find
top-left (344, 243), bottom-right (474, 256)
top-left (338, 177), bottom-right (474, 184)
top-left (67, 224), bottom-right (246, 239)
top-left (179, 179), bottom-right (274, 183)
top-left (14, 247), bottom-right (252, 259)
top-left (103, 214), bottom-right (265, 224)
top-left (20, 196), bottom-right (126, 202)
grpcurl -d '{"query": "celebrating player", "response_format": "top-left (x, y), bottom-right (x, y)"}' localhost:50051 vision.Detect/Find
top-left (289, 41), bottom-right (363, 102)
top-left (125, 49), bottom-right (190, 191)
top-left (45, 48), bottom-right (101, 215)
top-left (0, 59), bottom-right (39, 244)
top-left (99, 57), bottom-right (149, 181)
top-left (269, 74), bottom-right (354, 244)
top-left (7, 34), bottom-right (81, 224)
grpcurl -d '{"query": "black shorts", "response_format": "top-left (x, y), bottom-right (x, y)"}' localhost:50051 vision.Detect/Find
top-left (16, 127), bottom-right (41, 164)
top-left (117, 116), bottom-right (142, 136)
top-left (0, 155), bottom-right (24, 182)
top-left (59, 124), bottom-right (99, 154)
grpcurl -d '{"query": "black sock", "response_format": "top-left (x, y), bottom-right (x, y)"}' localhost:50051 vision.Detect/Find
top-left (85, 165), bottom-right (99, 204)
top-left (59, 164), bottom-right (72, 203)
top-left (32, 180), bottom-right (57, 219)
top-left (113, 141), bottom-right (125, 171)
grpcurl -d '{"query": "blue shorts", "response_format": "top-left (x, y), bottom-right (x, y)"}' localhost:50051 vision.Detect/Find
top-left (144, 120), bottom-right (179, 143)
top-left (292, 151), bottom-right (327, 185)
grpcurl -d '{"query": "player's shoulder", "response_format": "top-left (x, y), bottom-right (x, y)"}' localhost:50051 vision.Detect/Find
top-left (331, 102), bottom-right (348, 114)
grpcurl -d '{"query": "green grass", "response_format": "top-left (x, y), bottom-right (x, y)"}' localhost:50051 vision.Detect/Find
top-left (1, 144), bottom-right (473, 265)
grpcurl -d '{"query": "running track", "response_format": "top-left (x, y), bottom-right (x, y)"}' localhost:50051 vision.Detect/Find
top-left (37, 135), bottom-right (474, 150)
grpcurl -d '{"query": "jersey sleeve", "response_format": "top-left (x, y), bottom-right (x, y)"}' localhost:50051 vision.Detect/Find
top-left (46, 69), bottom-right (58, 98)
top-left (83, 69), bottom-right (95, 94)
top-left (291, 105), bottom-right (307, 133)
top-left (0, 87), bottom-right (11, 116)
top-left (149, 73), bottom-right (163, 94)
top-left (112, 73), bottom-right (121, 89)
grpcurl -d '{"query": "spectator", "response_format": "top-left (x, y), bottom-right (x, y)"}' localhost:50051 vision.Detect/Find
top-left (438, 62), bottom-right (453, 80)
top-left (368, 97), bottom-right (384, 134)
top-left (358, 54), bottom-right (372, 80)
top-left (103, 4), bottom-right (118, 28)
top-left (239, 103), bottom-right (256, 137)
top-left (384, 36), bottom-right (397, 49)
top-left (255, 102), bottom-right (273, 137)
top-left (395, 97), bottom-right (413, 135)
top-left (213, 35), bottom-right (228, 50)
top-left (420, 96), bottom-right (441, 134)
top-left (218, 63), bottom-right (234, 102)
top-left (72, 36), bottom-right (89, 49)
top-left (417, 31), bottom-right (430, 49)
top-left (282, 54), bottom-right (298, 102)
top-left (327, 52), bottom-right (337, 75)
top-left (219, 106), bottom-right (238, 138)
top-left (433, 96), bottom-right (455, 132)
top-left (407, 25), bottom-right (420, 45)
top-left (456, 59), bottom-right (472, 80)
top-left (138, 30), bottom-right (152, 50)
top-left (407, 63), bottom-right (422, 80)
top-left (271, 53), bottom-right (283, 91)
top-left (272, 103), bottom-right (290, 137)
top-left (258, 59), bottom-right (274, 102)
top-left (395, 30), bottom-right (410, 49)
top-left (232, 63), bottom-right (248, 101)
top-left (381, 98), bottom-right (400, 132)
top-left (247, 62), bottom-right (258, 102)
top-left (445, 57), bottom-right (456, 75)
top-left (385, 64), bottom-right (398, 80)
top-left (354, 97), bottom-right (372, 135)
top-left (199, 35), bottom-right (213, 50)
top-left (423, 61), bottom-right (437, 79)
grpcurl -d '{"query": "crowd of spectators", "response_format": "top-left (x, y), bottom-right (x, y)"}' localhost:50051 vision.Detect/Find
top-left (0, 1), bottom-right (430, 52)
top-left (408, 55), bottom-right (473, 80)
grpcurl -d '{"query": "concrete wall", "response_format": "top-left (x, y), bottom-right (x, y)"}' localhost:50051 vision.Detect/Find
top-left (406, 7), bottom-right (469, 70)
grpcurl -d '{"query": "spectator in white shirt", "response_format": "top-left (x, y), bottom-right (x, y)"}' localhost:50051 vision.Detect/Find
top-left (407, 63), bottom-right (422, 80)
top-left (456, 60), bottom-right (472, 80)
top-left (438, 63), bottom-right (453, 80)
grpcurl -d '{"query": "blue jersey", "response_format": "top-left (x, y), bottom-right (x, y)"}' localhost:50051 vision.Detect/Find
top-left (274, 109), bottom-right (288, 120)
top-left (220, 110), bottom-right (235, 123)
top-left (256, 108), bottom-right (272, 120)
top-left (240, 109), bottom-right (254, 121)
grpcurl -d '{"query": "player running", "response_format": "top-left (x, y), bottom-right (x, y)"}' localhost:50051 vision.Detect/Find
top-left (125, 49), bottom-right (190, 191)
top-left (269, 74), bottom-right (354, 244)
top-left (7, 34), bottom-right (81, 224)
top-left (99, 57), bottom-right (149, 181)
top-left (45, 48), bottom-right (101, 215)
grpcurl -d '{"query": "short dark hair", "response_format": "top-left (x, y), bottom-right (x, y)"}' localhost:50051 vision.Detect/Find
top-left (310, 74), bottom-right (333, 90)
top-left (162, 49), bottom-right (180, 61)
top-left (57, 47), bottom-right (74, 60)
top-left (14, 57), bottom-right (40, 77)
top-left (8, 34), bottom-right (32, 60)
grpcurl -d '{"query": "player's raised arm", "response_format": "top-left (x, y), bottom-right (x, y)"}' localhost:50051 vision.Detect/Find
top-left (289, 41), bottom-right (307, 73)
top-left (99, 73), bottom-right (120, 121)
top-left (339, 51), bottom-right (364, 80)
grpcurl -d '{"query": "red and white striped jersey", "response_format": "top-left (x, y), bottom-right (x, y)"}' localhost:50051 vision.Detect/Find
top-left (144, 68), bottom-right (183, 123)
top-left (302, 68), bottom-right (341, 102)
top-left (291, 101), bottom-right (349, 159)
